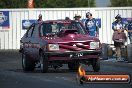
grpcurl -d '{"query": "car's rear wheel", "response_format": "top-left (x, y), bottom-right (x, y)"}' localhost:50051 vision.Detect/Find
top-left (68, 61), bottom-right (79, 71)
top-left (40, 52), bottom-right (48, 73)
top-left (92, 58), bottom-right (100, 72)
top-left (22, 53), bottom-right (35, 71)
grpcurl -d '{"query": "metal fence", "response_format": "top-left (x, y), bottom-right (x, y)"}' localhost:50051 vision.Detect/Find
top-left (0, 7), bottom-right (132, 49)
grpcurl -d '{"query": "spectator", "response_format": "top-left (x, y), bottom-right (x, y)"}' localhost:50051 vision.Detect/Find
top-left (112, 14), bottom-right (127, 61)
top-left (74, 14), bottom-right (81, 22)
top-left (126, 21), bottom-right (132, 44)
top-left (37, 14), bottom-right (43, 23)
top-left (65, 17), bottom-right (71, 20)
top-left (85, 12), bottom-right (99, 37)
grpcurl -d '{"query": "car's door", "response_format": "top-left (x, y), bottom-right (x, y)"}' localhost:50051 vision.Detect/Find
top-left (30, 24), bottom-right (40, 59)
top-left (23, 24), bottom-right (35, 55)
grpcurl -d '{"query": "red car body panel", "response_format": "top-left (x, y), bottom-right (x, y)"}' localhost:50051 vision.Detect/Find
top-left (20, 20), bottom-right (101, 62)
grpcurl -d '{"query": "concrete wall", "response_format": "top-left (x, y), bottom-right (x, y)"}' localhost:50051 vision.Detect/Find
top-left (0, 7), bottom-right (132, 49)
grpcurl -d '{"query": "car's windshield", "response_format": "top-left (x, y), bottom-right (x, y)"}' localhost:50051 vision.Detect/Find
top-left (40, 21), bottom-right (86, 36)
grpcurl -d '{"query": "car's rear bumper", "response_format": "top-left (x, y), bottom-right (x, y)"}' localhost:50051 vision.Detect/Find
top-left (45, 50), bottom-right (101, 61)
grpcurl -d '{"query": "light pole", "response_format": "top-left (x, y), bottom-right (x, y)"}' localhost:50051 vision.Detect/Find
top-left (88, 0), bottom-right (90, 7)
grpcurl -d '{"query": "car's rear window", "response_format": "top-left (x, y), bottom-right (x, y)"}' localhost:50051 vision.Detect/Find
top-left (40, 21), bottom-right (87, 36)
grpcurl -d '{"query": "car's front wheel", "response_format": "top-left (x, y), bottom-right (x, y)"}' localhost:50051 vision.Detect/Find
top-left (39, 52), bottom-right (48, 73)
top-left (92, 58), bottom-right (100, 72)
top-left (22, 53), bottom-right (35, 71)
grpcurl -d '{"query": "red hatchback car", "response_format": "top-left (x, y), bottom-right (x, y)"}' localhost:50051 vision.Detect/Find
top-left (20, 20), bottom-right (101, 72)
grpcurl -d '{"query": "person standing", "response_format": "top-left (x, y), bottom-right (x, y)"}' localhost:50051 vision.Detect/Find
top-left (74, 14), bottom-right (81, 22)
top-left (65, 17), bottom-right (71, 20)
top-left (126, 21), bottom-right (132, 44)
top-left (37, 14), bottom-right (43, 23)
top-left (112, 14), bottom-right (127, 61)
top-left (85, 12), bottom-right (99, 37)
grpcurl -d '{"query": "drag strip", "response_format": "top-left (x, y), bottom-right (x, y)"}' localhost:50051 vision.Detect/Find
top-left (0, 50), bottom-right (132, 88)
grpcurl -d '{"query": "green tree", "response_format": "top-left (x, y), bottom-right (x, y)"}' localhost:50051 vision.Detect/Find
top-left (0, 0), bottom-right (27, 8)
top-left (0, 0), bottom-right (96, 8)
top-left (110, 0), bottom-right (132, 7)
top-left (35, 0), bottom-right (95, 8)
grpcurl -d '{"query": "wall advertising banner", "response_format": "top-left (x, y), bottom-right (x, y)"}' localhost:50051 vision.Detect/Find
top-left (122, 18), bottom-right (132, 23)
top-left (22, 20), bottom-right (36, 29)
top-left (0, 11), bottom-right (10, 29)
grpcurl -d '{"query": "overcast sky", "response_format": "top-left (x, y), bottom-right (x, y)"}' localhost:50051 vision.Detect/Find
top-left (96, 0), bottom-right (110, 7)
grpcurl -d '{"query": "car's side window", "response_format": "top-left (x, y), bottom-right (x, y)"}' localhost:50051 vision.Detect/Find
top-left (26, 24), bottom-right (35, 38)
top-left (32, 25), bottom-right (39, 38)
top-left (40, 25), bottom-right (44, 36)
top-left (40, 23), bottom-right (47, 36)
top-left (27, 28), bottom-right (33, 38)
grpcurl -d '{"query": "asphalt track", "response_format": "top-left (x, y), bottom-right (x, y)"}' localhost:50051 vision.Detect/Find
top-left (0, 50), bottom-right (132, 88)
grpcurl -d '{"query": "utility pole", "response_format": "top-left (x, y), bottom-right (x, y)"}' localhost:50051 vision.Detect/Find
top-left (88, 0), bottom-right (90, 7)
